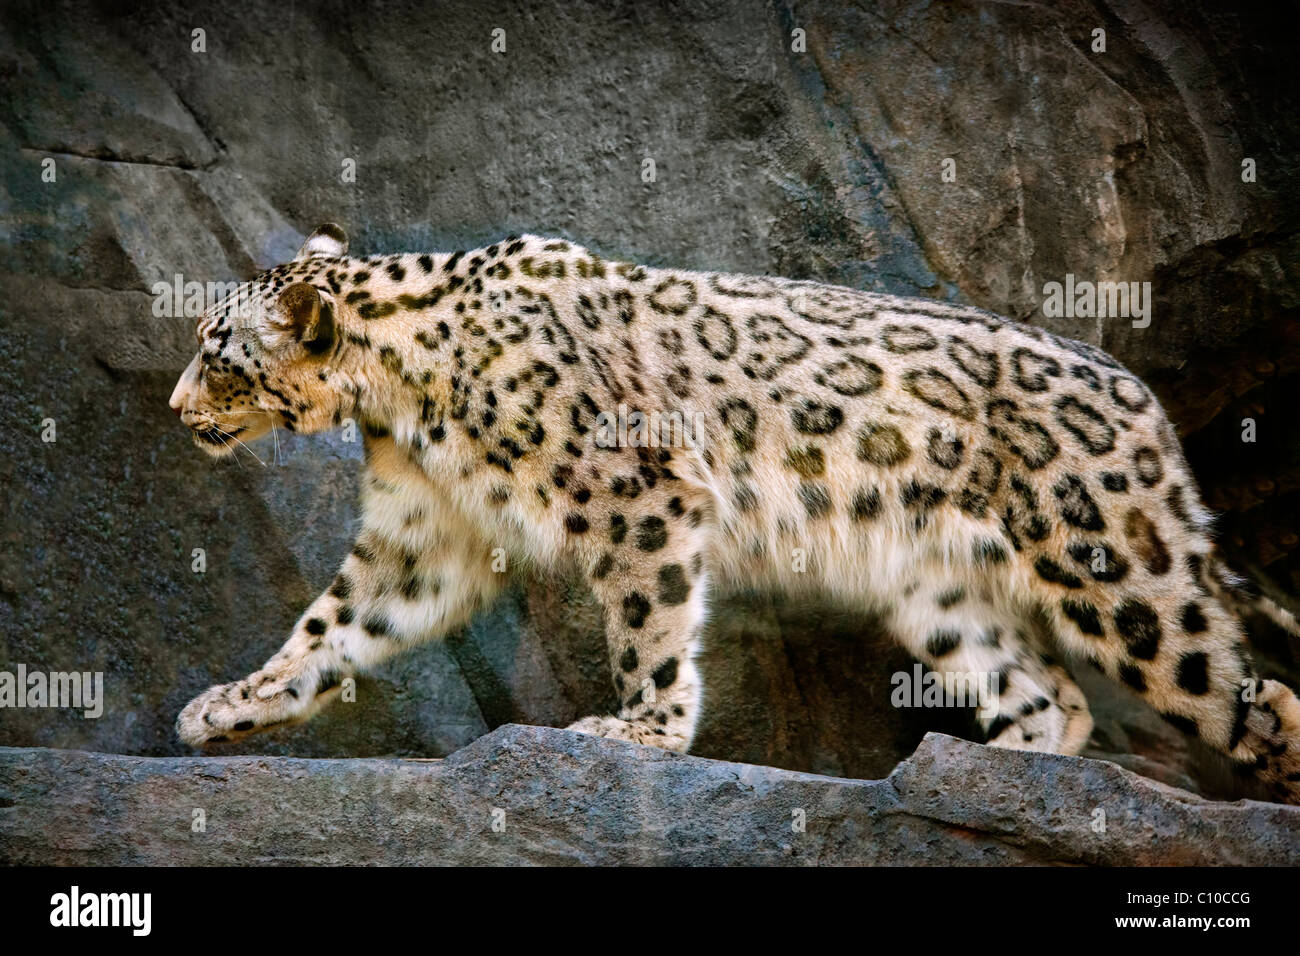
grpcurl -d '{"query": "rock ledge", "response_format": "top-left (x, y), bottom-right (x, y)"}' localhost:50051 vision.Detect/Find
top-left (1, 726), bottom-right (1296, 865)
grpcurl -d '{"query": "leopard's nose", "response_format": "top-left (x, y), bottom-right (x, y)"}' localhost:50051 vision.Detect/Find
top-left (171, 403), bottom-right (184, 418)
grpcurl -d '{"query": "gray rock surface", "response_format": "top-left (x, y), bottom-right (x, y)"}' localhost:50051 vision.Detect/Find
top-left (2, 725), bottom-right (1296, 865)
top-left (1, 0), bottom-right (1298, 816)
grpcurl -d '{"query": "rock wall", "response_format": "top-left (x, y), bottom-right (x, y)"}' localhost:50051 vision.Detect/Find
top-left (1, 0), bottom-right (1298, 805)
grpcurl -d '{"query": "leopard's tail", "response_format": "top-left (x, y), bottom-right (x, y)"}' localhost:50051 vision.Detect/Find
top-left (1203, 553), bottom-right (1300, 639)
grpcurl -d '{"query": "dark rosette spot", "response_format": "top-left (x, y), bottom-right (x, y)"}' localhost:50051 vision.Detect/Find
top-left (1010, 348), bottom-right (1061, 392)
top-left (857, 422), bottom-right (911, 466)
top-left (790, 400), bottom-right (844, 435)
top-left (1053, 395), bottom-right (1115, 455)
top-left (1114, 598), bottom-right (1161, 660)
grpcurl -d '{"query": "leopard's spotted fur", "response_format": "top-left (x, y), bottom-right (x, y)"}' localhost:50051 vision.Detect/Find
top-left (171, 224), bottom-right (1300, 802)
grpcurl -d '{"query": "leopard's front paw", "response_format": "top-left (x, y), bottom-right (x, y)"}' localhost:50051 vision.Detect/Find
top-left (564, 715), bottom-right (690, 752)
top-left (565, 715), bottom-right (622, 737)
top-left (176, 672), bottom-right (306, 747)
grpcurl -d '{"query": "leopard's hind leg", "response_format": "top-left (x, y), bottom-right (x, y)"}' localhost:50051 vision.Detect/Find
top-left (564, 508), bottom-right (709, 752)
top-left (889, 575), bottom-right (1093, 756)
top-left (1043, 544), bottom-right (1300, 803)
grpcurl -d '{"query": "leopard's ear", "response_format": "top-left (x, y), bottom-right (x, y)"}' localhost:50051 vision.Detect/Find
top-left (274, 281), bottom-right (336, 355)
top-left (294, 223), bottom-right (348, 261)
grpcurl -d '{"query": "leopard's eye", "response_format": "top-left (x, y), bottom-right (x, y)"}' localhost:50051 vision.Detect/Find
top-left (198, 352), bottom-right (222, 381)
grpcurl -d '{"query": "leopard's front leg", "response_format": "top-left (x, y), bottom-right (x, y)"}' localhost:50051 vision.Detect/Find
top-left (566, 513), bottom-right (708, 752)
top-left (176, 625), bottom-right (342, 746)
top-left (172, 537), bottom-right (409, 747)
top-left (178, 449), bottom-right (502, 746)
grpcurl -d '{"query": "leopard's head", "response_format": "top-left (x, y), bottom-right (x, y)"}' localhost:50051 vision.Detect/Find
top-left (169, 224), bottom-right (354, 457)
